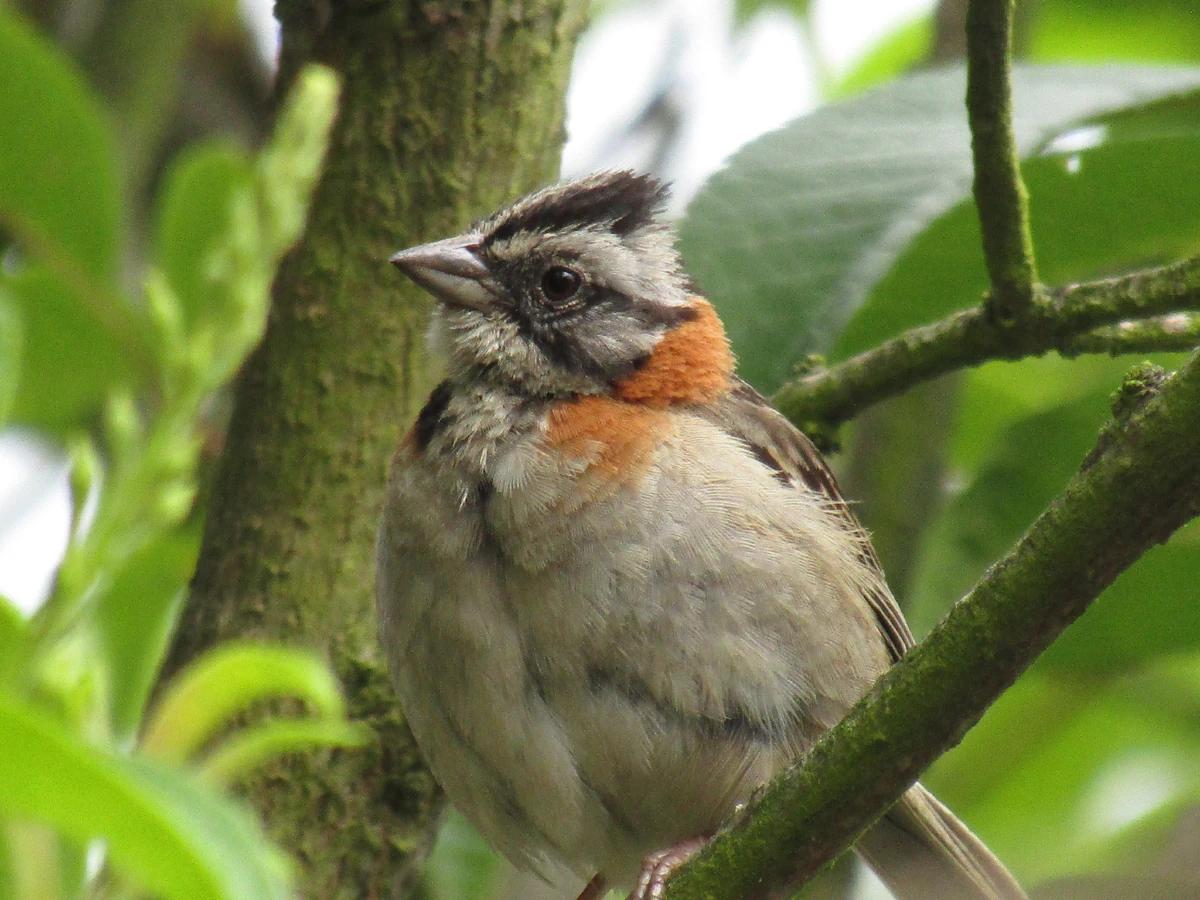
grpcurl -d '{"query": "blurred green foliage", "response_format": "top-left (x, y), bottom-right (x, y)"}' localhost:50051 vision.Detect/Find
top-left (1029, 0), bottom-right (1200, 63)
top-left (734, 0), bottom-right (812, 27)
top-left (828, 16), bottom-right (932, 99)
top-left (0, 8), bottom-right (361, 898)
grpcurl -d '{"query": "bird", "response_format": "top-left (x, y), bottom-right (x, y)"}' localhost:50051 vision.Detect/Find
top-left (376, 170), bottom-right (1026, 900)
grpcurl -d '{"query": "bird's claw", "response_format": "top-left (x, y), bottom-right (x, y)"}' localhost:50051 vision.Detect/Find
top-left (627, 836), bottom-right (709, 900)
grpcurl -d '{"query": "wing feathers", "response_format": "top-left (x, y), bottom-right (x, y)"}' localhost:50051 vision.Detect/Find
top-left (695, 378), bottom-right (915, 661)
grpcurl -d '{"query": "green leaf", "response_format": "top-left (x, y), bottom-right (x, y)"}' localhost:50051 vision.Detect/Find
top-left (153, 141), bottom-right (254, 328)
top-left (828, 16), bottom-right (932, 99)
top-left (733, 0), bottom-right (811, 26)
top-left (680, 65), bottom-right (1200, 390)
top-left (22, 68), bottom-right (340, 655)
top-left (199, 719), bottom-right (367, 785)
top-left (925, 674), bottom-right (1091, 812)
top-left (907, 393), bottom-right (1098, 635)
top-left (1140, 654), bottom-right (1200, 723)
top-left (0, 695), bottom-right (290, 900)
top-left (1040, 524), bottom-right (1200, 674)
top-left (426, 810), bottom-right (505, 900)
top-left (0, 8), bottom-right (120, 283)
top-left (1030, 0), bottom-right (1200, 64)
top-left (0, 825), bottom-right (14, 900)
top-left (945, 355), bottom-right (1159, 476)
top-left (907, 388), bottom-right (1200, 674)
top-left (0, 822), bottom-right (63, 900)
top-left (82, 0), bottom-right (238, 196)
top-left (0, 593), bottom-right (27, 684)
top-left (95, 528), bottom-right (199, 741)
top-left (195, 64), bottom-right (339, 388)
top-left (837, 95), bottom-right (1200, 360)
top-left (0, 298), bottom-right (20, 427)
top-left (926, 672), bottom-right (1200, 884)
top-left (255, 65), bottom-right (340, 257)
top-left (141, 643), bottom-right (345, 764)
top-left (3, 266), bottom-right (129, 433)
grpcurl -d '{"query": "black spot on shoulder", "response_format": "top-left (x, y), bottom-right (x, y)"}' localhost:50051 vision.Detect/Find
top-left (486, 171), bottom-right (670, 244)
top-left (414, 380), bottom-right (454, 450)
top-left (746, 442), bottom-right (793, 487)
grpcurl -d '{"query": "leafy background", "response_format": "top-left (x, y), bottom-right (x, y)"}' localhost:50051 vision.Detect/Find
top-left (0, 6), bottom-right (359, 897)
top-left (2, 1), bottom-right (1200, 898)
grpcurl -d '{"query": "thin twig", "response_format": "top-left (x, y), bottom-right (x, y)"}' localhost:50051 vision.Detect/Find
top-left (773, 256), bottom-right (1200, 434)
top-left (1062, 313), bottom-right (1200, 357)
top-left (966, 0), bottom-right (1038, 315)
top-left (666, 348), bottom-right (1200, 899)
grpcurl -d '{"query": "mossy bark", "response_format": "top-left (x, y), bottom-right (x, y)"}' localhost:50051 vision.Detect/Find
top-left (162, 2), bottom-right (589, 896)
top-left (774, 255), bottom-right (1200, 439)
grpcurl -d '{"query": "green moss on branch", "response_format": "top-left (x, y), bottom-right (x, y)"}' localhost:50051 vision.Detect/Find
top-left (774, 255), bottom-right (1200, 439)
top-left (1061, 314), bottom-right (1200, 357)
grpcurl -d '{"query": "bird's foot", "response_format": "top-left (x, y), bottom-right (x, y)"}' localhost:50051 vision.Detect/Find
top-left (628, 836), bottom-right (710, 900)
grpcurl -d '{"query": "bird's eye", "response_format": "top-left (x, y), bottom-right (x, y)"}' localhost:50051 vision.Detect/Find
top-left (540, 266), bottom-right (582, 303)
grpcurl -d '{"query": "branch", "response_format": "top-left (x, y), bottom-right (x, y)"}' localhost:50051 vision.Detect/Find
top-left (773, 255), bottom-right (1200, 435)
top-left (966, 0), bottom-right (1039, 314)
top-left (1062, 313), bottom-right (1200, 357)
top-left (665, 349), bottom-right (1200, 899)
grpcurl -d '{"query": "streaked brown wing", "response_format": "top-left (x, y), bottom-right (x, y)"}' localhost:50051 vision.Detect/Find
top-left (697, 378), bottom-right (915, 662)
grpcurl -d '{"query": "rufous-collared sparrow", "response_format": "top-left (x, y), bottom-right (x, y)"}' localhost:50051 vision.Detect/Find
top-left (377, 171), bottom-right (1025, 899)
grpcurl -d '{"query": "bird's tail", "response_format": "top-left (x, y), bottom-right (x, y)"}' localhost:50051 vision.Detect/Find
top-left (854, 782), bottom-right (1027, 899)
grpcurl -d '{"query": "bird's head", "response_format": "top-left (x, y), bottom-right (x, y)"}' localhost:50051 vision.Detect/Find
top-left (390, 171), bottom-right (720, 399)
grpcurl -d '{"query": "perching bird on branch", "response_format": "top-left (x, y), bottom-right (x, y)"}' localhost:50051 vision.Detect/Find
top-left (377, 170), bottom-right (1026, 900)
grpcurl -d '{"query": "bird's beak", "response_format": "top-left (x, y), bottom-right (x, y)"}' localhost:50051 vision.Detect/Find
top-left (389, 234), bottom-right (497, 311)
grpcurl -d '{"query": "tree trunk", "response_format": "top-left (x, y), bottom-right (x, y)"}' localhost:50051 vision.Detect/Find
top-left (161, 2), bottom-right (589, 896)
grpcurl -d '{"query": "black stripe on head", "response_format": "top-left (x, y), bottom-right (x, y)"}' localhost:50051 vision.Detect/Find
top-left (485, 171), bottom-right (669, 245)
